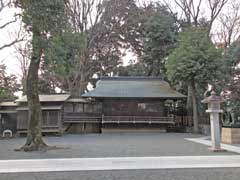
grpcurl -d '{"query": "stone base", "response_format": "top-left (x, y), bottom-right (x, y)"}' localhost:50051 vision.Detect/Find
top-left (222, 127), bottom-right (240, 144)
top-left (101, 128), bottom-right (167, 134)
top-left (65, 123), bottom-right (101, 134)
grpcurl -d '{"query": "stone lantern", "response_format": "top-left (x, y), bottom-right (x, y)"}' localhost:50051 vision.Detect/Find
top-left (202, 91), bottom-right (225, 151)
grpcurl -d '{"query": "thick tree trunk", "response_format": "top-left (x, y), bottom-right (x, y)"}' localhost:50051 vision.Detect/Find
top-left (16, 32), bottom-right (48, 152)
top-left (190, 81), bottom-right (199, 133)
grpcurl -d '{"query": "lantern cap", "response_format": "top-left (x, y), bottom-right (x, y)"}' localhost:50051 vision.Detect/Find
top-left (201, 91), bottom-right (225, 103)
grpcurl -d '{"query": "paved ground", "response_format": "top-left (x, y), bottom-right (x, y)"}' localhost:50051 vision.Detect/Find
top-left (186, 136), bottom-right (240, 153)
top-left (1, 168), bottom-right (240, 180)
top-left (2, 156), bottom-right (240, 173)
top-left (0, 133), bottom-right (236, 160)
top-left (1, 133), bottom-right (240, 180)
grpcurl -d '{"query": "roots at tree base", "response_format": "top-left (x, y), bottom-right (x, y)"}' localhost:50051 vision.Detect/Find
top-left (15, 135), bottom-right (58, 152)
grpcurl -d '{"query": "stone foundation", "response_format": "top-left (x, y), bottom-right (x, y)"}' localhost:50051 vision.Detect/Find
top-left (101, 128), bottom-right (167, 134)
top-left (65, 123), bottom-right (101, 134)
top-left (221, 127), bottom-right (240, 144)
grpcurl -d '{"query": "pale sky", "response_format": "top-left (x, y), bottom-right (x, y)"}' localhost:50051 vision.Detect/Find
top-left (0, 2), bottom-right (22, 76)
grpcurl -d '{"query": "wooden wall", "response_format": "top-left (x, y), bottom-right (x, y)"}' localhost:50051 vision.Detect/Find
top-left (103, 99), bottom-right (166, 116)
top-left (17, 110), bottom-right (62, 133)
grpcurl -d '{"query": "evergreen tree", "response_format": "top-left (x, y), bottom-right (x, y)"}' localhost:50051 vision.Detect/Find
top-left (166, 27), bottom-right (222, 133)
top-left (16, 0), bottom-right (66, 151)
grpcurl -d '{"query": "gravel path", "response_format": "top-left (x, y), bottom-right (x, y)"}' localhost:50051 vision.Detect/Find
top-left (1, 168), bottom-right (240, 180)
top-left (0, 133), bottom-right (235, 160)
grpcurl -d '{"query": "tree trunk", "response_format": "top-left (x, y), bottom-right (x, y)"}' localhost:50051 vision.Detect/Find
top-left (190, 80), bottom-right (199, 133)
top-left (79, 70), bottom-right (87, 95)
top-left (16, 31), bottom-right (48, 152)
top-left (68, 73), bottom-right (87, 98)
top-left (187, 84), bottom-right (192, 116)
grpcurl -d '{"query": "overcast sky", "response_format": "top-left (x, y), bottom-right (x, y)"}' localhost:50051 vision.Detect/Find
top-left (0, 3), bottom-right (22, 76)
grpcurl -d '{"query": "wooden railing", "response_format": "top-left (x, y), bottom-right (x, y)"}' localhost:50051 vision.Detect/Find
top-left (63, 112), bottom-right (102, 123)
top-left (63, 113), bottom-right (175, 124)
top-left (102, 115), bottom-right (175, 124)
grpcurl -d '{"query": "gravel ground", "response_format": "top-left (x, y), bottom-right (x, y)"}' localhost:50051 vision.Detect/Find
top-left (0, 133), bottom-right (236, 160)
top-left (1, 168), bottom-right (240, 180)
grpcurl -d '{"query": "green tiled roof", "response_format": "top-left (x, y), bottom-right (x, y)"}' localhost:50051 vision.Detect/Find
top-left (82, 77), bottom-right (186, 99)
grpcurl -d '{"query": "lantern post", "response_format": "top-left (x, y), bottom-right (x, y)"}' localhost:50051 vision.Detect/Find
top-left (202, 91), bottom-right (225, 151)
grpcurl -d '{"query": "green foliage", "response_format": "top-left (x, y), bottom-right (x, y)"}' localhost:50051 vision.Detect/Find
top-left (114, 4), bottom-right (178, 77)
top-left (166, 27), bottom-right (222, 84)
top-left (221, 41), bottom-right (240, 123)
top-left (142, 5), bottom-right (178, 76)
top-left (17, 0), bottom-right (68, 94)
top-left (17, 0), bottom-right (67, 56)
top-left (223, 41), bottom-right (240, 75)
top-left (0, 64), bottom-right (20, 100)
top-left (19, 0), bottom-right (66, 33)
top-left (47, 32), bottom-right (87, 78)
top-left (91, 0), bottom-right (143, 77)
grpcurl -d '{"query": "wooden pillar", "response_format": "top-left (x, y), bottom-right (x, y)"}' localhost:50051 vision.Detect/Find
top-left (173, 100), bottom-right (176, 125)
top-left (159, 100), bottom-right (165, 117)
top-left (47, 111), bottom-right (50, 126)
top-left (73, 102), bottom-right (75, 112)
top-left (0, 113), bottom-right (2, 134)
top-left (58, 110), bottom-right (62, 135)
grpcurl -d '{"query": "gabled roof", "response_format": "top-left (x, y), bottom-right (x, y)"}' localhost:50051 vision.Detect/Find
top-left (82, 77), bottom-right (186, 99)
top-left (16, 106), bottom-right (62, 111)
top-left (0, 101), bottom-right (18, 106)
top-left (16, 94), bottom-right (70, 102)
top-left (67, 98), bottom-right (92, 103)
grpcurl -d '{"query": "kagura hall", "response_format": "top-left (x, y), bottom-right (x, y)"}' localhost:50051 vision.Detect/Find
top-left (0, 77), bottom-right (190, 134)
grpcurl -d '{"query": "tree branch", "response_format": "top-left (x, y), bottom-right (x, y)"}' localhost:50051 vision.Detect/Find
top-left (0, 38), bottom-right (24, 51)
top-left (0, 18), bottom-right (16, 29)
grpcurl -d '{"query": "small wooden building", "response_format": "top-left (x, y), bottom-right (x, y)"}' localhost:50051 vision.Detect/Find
top-left (16, 94), bottom-right (70, 134)
top-left (0, 101), bottom-right (18, 134)
top-left (82, 77), bottom-right (187, 132)
top-left (15, 94), bottom-right (102, 134)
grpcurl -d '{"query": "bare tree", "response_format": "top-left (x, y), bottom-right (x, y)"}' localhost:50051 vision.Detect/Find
top-left (176, 0), bottom-right (202, 26)
top-left (66, 0), bottom-right (103, 33)
top-left (162, 0), bottom-right (203, 27)
top-left (0, 0), bottom-right (23, 50)
top-left (207, 0), bottom-right (228, 34)
top-left (14, 38), bottom-right (30, 94)
top-left (163, 0), bottom-right (228, 33)
top-left (213, 0), bottom-right (240, 50)
top-left (62, 0), bottom-right (104, 96)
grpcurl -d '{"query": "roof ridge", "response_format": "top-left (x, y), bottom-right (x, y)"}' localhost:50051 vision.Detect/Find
top-left (101, 76), bottom-right (164, 81)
